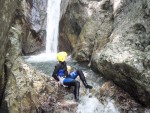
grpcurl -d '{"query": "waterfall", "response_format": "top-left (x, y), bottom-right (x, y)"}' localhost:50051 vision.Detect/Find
top-left (46, 0), bottom-right (61, 54)
top-left (24, 0), bottom-right (61, 62)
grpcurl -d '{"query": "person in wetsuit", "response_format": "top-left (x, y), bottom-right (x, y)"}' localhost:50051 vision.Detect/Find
top-left (52, 51), bottom-right (92, 101)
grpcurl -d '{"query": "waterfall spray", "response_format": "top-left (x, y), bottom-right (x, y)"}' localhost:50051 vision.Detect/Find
top-left (46, 0), bottom-right (61, 54)
top-left (24, 0), bottom-right (61, 62)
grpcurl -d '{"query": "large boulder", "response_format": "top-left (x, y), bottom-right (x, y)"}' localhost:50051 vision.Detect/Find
top-left (59, 0), bottom-right (100, 54)
top-left (73, 0), bottom-right (113, 61)
top-left (59, 0), bottom-right (113, 58)
top-left (91, 0), bottom-right (150, 106)
top-left (61, 0), bottom-right (150, 106)
top-left (0, 26), bottom-right (57, 113)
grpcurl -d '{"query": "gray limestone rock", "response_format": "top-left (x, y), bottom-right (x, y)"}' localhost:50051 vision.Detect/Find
top-left (61, 0), bottom-right (150, 106)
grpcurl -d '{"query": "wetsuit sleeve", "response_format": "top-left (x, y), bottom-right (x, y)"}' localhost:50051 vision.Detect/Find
top-left (52, 64), bottom-right (60, 81)
top-left (64, 62), bottom-right (70, 78)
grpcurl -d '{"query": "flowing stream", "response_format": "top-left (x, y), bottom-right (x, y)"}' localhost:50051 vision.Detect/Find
top-left (24, 58), bottom-right (150, 113)
top-left (24, 58), bottom-right (120, 113)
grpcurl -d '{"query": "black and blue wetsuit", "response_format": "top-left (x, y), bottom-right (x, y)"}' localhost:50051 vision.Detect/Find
top-left (52, 61), bottom-right (80, 101)
top-left (52, 61), bottom-right (92, 101)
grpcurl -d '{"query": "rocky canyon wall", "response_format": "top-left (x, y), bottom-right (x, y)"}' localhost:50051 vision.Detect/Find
top-left (60, 0), bottom-right (150, 106)
top-left (0, 0), bottom-right (57, 112)
top-left (0, 0), bottom-right (18, 109)
top-left (20, 0), bottom-right (47, 55)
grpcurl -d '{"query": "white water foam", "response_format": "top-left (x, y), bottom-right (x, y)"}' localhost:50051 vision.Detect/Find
top-left (24, 53), bottom-right (57, 62)
top-left (77, 96), bottom-right (119, 113)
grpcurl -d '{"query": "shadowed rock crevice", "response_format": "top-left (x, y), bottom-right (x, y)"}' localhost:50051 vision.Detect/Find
top-left (0, 63), bottom-right (9, 111)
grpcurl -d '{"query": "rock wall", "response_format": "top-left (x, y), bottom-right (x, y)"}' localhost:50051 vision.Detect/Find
top-left (59, 0), bottom-right (113, 56)
top-left (60, 0), bottom-right (70, 19)
top-left (0, 26), bottom-right (56, 113)
top-left (19, 0), bottom-right (47, 55)
top-left (0, 0), bottom-right (58, 112)
top-left (60, 0), bottom-right (150, 106)
top-left (0, 0), bottom-right (18, 109)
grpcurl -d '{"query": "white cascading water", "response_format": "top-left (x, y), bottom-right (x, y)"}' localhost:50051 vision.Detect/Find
top-left (46, 0), bottom-right (61, 54)
top-left (76, 71), bottom-right (119, 113)
top-left (77, 96), bottom-right (119, 113)
top-left (25, 0), bottom-right (61, 62)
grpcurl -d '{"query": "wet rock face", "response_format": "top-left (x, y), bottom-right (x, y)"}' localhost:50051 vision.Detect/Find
top-left (0, 0), bottom-right (17, 108)
top-left (61, 0), bottom-right (150, 106)
top-left (60, 0), bottom-right (70, 19)
top-left (60, 0), bottom-right (113, 58)
top-left (21, 0), bottom-right (47, 55)
top-left (0, 0), bottom-right (55, 112)
top-left (0, 26), bottom-right (57, 113)
top-left (91, 0), bottom-right (150, 106)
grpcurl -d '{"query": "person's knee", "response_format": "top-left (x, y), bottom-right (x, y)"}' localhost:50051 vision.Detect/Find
top-left (76, 69), bottom-right (82, 74)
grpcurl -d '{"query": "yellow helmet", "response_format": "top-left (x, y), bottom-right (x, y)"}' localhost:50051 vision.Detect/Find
top-left (57, 51), bottom-right (68, 62)
top-left (67, 65), bottom-right (71, 71)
